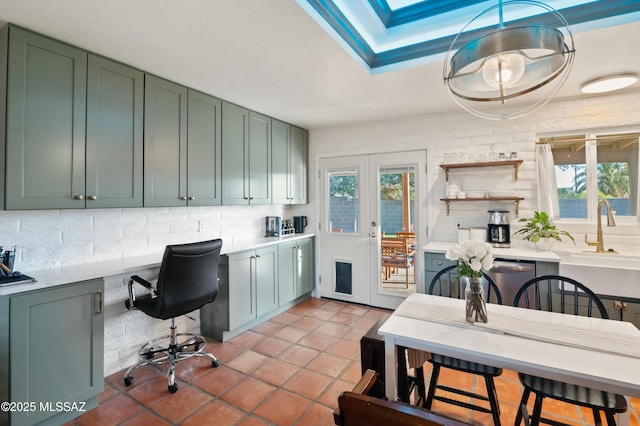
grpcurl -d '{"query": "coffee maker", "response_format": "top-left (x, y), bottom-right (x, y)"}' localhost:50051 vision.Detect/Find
top-left (487, 210), bottom-right (510, 247)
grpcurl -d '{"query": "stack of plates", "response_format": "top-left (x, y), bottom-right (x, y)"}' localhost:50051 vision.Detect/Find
top-left (488, 191), bottom-right (516, 198)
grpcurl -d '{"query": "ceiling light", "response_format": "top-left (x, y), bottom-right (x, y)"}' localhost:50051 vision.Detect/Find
top-left (443, 0), bottom-right (575, 120)
top-left (580, 74), bottom-right (639, 94)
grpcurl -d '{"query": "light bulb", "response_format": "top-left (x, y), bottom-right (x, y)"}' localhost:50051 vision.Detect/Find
top-left (482, 52), bottom-right (526, 89)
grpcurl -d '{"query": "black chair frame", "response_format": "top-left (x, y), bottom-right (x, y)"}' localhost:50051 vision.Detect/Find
top-left (512, 275), bottom-right (627, 426)
top-left (123, 239), bottom-right (223, 393)
top-left (419, 264), bottom-right (503, 426)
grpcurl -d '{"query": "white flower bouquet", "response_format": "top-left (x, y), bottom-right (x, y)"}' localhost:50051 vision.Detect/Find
top-left (445, 239), bottom-right (494, 278)
top-left (445, 239), bottom-right (494, 323)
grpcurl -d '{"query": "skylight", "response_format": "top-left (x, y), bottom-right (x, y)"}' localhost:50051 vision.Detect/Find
top-left (297, 0), bottom-right (640, 73)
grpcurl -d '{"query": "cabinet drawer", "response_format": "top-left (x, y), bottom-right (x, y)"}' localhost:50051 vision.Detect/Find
top-left (424, 252), bottom-right (457, 272)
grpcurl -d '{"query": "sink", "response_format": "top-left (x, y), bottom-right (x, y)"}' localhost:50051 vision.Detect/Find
top-left (557, 251), bottom-right (640, 298)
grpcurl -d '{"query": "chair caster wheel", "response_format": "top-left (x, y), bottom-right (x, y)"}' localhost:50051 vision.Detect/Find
top-left (212, 359), bottom-right (220, 368)
top-left (124, 376), bottom-right (134, 387)
top-left (168, 384), bottom-right (178, 393)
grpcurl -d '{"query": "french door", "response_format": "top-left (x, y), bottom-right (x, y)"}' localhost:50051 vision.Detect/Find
top-left (318, 150), bottom-right (427, 309)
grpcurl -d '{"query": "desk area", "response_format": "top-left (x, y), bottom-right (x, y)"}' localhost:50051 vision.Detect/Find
top-left (379, 293), bottom-right (640, 424)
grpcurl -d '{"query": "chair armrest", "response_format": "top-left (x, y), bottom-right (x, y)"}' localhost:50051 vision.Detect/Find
top-left (125, 275), bottom-right (155, 310)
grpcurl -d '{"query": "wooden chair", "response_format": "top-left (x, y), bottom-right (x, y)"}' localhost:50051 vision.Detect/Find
top-left (512, 275), bottom-right (627, 426)
top-left (381, 236), bottom-right (416, 287)
top-left (334, 369), bottom-right (473, 426)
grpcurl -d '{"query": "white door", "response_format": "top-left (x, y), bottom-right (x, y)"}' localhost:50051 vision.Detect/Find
top-left (318, 151), bottom-right (427, 309)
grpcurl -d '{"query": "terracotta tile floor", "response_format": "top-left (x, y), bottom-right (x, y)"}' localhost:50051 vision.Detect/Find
top-left (67, 297), bottom-right (640, 425)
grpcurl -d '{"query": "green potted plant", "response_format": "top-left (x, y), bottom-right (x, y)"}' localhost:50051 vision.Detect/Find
top-left (514, 211), bottom-right (574, 250)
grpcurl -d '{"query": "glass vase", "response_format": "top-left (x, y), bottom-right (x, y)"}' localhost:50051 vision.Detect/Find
top-left (463, 276), bottom-right (488, 323)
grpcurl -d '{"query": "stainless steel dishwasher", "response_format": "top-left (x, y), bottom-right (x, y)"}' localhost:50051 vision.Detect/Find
top-left (487, 258), bottom-right (536, 307)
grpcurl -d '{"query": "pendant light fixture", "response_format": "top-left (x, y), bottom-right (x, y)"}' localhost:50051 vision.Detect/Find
top-left (443, 0), bottom-right (575, 120)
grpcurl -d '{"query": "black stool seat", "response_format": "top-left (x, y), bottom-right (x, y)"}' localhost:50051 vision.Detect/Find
top-left (430, 354), bottom-right (502, 376)
top-left (519, 374), bottom-right (627, 410)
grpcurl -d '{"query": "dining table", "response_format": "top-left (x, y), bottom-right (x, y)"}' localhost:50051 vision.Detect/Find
top-left (378, 293), bottom-right (640, 425)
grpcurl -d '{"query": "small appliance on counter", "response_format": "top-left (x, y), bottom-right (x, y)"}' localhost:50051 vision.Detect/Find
top-left (265, 216), bottom-right (282, 237)
top-left (487, 210), bottom-right (510, 247)
top-left (265, 216), bottom-right (295, 237)
top-left (293, 216), bottom-right (308, 234)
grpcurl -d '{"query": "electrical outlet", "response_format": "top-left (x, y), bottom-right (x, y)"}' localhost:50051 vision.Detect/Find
top-left (451, 218), bottom-right (462, 228)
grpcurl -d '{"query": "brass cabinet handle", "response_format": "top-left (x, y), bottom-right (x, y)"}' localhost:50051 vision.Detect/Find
top-left (88, 195), bottom-right (97, 201)
top-left (74, 195), bottom-right (84, 200)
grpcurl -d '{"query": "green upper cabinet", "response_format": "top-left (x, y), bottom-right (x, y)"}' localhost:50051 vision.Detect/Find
top-left (272, 120), bottom-right (308, 204)
top-left (5, 26), bottom-right (87, 209)
top-left (86, 55), bottom-right (144, 208)
top-left (222, 102), bottom-right (271, 205)
top-left (144, 76), bottom-right (222, 207)
top-left (144, 75), bottom-right (188, 207)
top-left (187, 89), bottom-right (222, 206)
top-left (3, 26), bottom-right (143, 209)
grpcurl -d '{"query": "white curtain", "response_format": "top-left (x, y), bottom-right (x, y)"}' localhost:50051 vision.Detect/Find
top-left (536, 143), bottom-right (560, 220)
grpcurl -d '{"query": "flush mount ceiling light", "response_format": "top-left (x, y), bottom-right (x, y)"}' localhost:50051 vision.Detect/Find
top-left (580, 74), bottom-right (639, 94)
top-left (443, 0), bottom-right (575, 120)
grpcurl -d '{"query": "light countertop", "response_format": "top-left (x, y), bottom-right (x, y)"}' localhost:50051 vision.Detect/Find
top-left (0, 234), bottom-right (315, 296)
top-left (422, 241), bottom-right (561, 263)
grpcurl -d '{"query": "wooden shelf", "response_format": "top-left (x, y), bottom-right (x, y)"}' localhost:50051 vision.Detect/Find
top-left (440, 159), bottom-right (523, 181)
top-left (440, 197), bottom-right (524, 216)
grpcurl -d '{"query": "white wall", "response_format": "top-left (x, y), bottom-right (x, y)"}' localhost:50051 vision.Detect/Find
top-left (308, 91), bottom-right (640, 246)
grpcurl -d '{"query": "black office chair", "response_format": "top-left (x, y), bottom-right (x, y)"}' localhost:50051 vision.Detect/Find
top-left (123, 239), bottom-right (223, 393)
top-left (418, 264), bottom-right (503, 425)
top-left (512, 275), bottom-right (627, 426)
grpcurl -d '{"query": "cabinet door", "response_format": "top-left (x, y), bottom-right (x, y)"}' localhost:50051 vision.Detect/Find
top-left (10, 279), bottom-right (104, 426)
top-left (187, 89), bottom-right (222, 206)
top-left (278, 241), bottom-right (298, 305)
top-left (86, 55), bottom-right (144, 208)
top-left (271, 119), bottom-right (291, 204)
top-left (144, 75), bottom-right (188, 207)
top-left (222, 101), bottom-right (250, 205)
top-left (256, 246), bottom-right (278, 316)
top-left (228, 250), bottom-right (256, 329)
top-left (289, 126), bottom-right (308, 204)
top-left (248, 111), bottom-right (272, 204)
top-left (297, 238), bottom-right (315, 296)
top-left (5, 27), bottom-right (87, 209)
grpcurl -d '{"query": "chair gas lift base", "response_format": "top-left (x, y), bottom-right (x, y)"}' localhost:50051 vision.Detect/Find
top-left (122, 316), bottom-right (220, 393)
top-left (122, 239), bottom-right (223, 393)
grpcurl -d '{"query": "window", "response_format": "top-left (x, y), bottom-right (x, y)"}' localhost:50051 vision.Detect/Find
top-left (328, 170), bottom-right (358, 233)
top-left (543, 132), bottom-right (639, 220)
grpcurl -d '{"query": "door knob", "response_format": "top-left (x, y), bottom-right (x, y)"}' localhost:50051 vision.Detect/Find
top-left (371, 232), bottom-right (377, 238)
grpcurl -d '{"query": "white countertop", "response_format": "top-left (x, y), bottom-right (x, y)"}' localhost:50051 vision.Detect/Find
top-left (422, 241), bottom-right (561, 263)
top-left (0, 234), bottom-right (314, 296)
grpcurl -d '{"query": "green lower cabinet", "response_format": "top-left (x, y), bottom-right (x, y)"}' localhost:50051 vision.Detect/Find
top-left (278, 242), bottom-right (299, 305)
top-left (278, 237), bottom-right (315, 305)
top-left (423, 252), bottom-right (457, 291)
top-left (202, 245), bottom-right (278, 337)
top-left (297, 237), bottom-right (315, 296)
top-left (201, 237), bottom-right (313, 341)
top-left (5, 279), bottom-right (104, 426)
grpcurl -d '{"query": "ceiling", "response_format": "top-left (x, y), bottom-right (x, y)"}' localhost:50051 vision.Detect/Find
top-left (1, 0), bottom-right (639, 130)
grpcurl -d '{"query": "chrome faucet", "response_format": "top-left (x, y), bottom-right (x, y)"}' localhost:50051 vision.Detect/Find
top-left (584, 198), bottom-right (617, 254)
